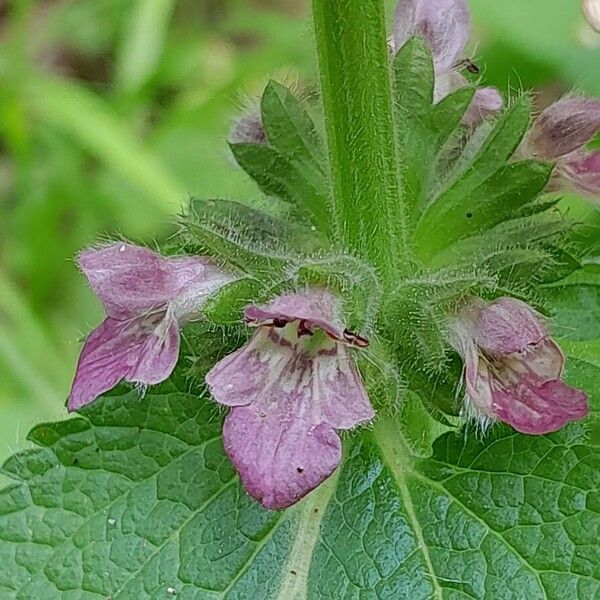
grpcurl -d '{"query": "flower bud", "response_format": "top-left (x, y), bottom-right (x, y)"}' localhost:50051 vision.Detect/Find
top-left (528, 96), bottom-right (600, 159)
top-left (583, 0), bottom-right (600, 32)
top-left (229, 107), bottom-right (267, 145)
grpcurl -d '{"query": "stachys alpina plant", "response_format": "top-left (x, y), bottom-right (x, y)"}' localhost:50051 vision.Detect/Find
top-left (65, 0), bottom-right (594, 508)
top-left (62, 0), bottom-right (596, 510)
top-left (1, 0), bottom-right (598, 597)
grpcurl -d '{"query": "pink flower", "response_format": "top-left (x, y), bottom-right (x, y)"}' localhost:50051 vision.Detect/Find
top-left (206, 290), bottom-right (374, 509)
top-left (448, 297), bottom-right (588, 435)
top-left (525, 96), bottom-right (600, 197)
top-left (391, 0), bottom-right (503, 125)
top-left (68, 243), bottom-right (234, 411)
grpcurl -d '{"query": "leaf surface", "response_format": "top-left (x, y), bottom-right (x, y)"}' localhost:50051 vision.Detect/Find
top-left (1, 362), bottom-right (597, 599)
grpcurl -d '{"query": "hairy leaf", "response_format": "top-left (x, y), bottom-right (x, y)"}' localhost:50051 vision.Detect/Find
top-left (416, 160), bottom-right (553, 258)
top-left (0, 363), bottom-right (597, 599)
top-left (544, 280), bottom-right (600, 341)
top-left (260, 81), bottom-right (325, 172)
top-left (230, 143), bottom-right (330, 231)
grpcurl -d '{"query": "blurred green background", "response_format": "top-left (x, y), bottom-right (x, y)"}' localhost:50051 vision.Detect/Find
top-left (0, 0), bottom-right (598, 462)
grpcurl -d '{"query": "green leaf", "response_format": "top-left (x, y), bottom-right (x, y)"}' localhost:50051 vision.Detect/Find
top-left (418, 96), bottom-right (532, 238)
top-left (1, 370), bottom-right (597, 599)
top-left (260, 81), bottom-right (325, 171)
top-left (202, 278), bottom-right (273, 325)
top-left (393, 37), bottom-right (434, 121)
top-left (182, 198), bottom-right (298, 274)
top-left (397, 391), bottom-right (456, 458)
top-left (187, 198), bottom-right (326, 256)
top-left (416, 160), bottom-right (553, 258)
top-left (230, 143), bottom-right (331, 231)
top-left (430, 87), bottom-right (476, 145)
top-left (393, 38), bottom-right (475, 225)
top-left (452, 95), bottom-right (533, 189)
top-left (544, 282), bottom-right (600, 341)
top-left (431, 211), bottom-right (574, 270)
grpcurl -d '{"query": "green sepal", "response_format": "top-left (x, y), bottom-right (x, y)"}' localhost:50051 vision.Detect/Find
top-left (182, 198), bottom-right (319, 275)
top-left (293, 254), bottom-right (382, 331)
top-left (202, 278), bottom-right (271, 325)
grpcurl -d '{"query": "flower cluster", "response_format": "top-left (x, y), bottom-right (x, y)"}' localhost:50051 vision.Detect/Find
top-left (66, 0), bottom-right (593, 511)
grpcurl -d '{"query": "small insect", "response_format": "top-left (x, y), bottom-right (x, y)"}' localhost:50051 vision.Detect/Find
top-left (455, 57), bottom-right (481, 75)
top-left (342, 329), bottom-right (370, 348)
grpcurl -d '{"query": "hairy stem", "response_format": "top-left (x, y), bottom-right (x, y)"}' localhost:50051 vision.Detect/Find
top-left (312, 0), bottom-right (406, 280)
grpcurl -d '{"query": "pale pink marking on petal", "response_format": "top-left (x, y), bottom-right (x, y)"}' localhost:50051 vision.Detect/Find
top-left (244, 290), bottom-right (346, 340)
top-left (491, 376), bottom-right (589, 435)
top-left (128, 316), bottom-right (180, 385)
top-left (392, 0), bottom-right (471, 71)
top-left (447, 314), bottom-right (494, 418)
top-left (466, 359), bottom-right (496, 419)
top-left (520, 339), bottom-right (564, 382)
top-left (68, 315), bottom-right (180, 412)
top-left (207, 329), bottom-right (374, 427)
top-left (223, 408), bottom-right (341, 510)
top-left (475, 297), bottom-right (548, 356)
top-left (528, 96), bottom-right (600, 159)
top-left (317, 345), bottom-right (375, 429)
top-left (166, 257), bottom-right (236, 321)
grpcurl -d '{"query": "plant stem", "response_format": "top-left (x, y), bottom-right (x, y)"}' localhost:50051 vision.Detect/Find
top-left (312, 0), bottom-right (405, 280)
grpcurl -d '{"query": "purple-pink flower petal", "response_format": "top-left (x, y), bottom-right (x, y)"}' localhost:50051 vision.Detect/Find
top-left (462, 87), bottom-right (504, 126)
top-left (491, 376), bottom-right (589, 435)
top-left (70, 243), bottom-right (234, 410)
top-left (79, 243), bottom-right (232, 320)
top-left (68, 315), bottom-right (179, 411)
top-left (449, 296), bottom-right (589, 434)
top-left (244, 289), bottom-right (346, 341)
top-left (475, 297), bottom-right (548, 356)
top-left (207, 326), bottom-right (373, 508)
top-left (392, 0), bottom-right (471, 72)
top-left (223, 407), bottom-right (341, 510)
top-left (558, 149), bottom-right (600, 196)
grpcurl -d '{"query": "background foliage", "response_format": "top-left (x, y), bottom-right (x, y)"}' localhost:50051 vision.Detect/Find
top-left (0, 0), bottom-right (598, 464)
